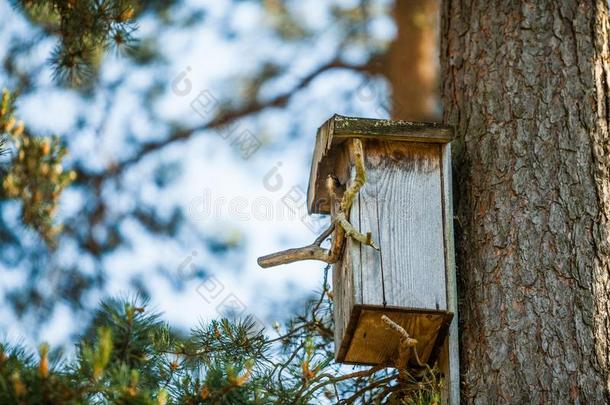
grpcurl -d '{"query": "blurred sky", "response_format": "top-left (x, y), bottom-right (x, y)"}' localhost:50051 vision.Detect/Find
top-left (0, 0), bottom-right (395, 349)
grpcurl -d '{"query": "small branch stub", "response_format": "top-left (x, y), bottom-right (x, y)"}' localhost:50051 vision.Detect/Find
top-left (381, 315), bottom-right (424, 380)
top-left (381, 315), bottom-right (418, 348)
top-left (257, 224), bottom-right (336, 268)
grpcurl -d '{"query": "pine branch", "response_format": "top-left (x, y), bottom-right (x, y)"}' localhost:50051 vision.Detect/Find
top-left (0, 272), bottom-right (442, 404)
top-left (74, 58), bottom-right (374, 184)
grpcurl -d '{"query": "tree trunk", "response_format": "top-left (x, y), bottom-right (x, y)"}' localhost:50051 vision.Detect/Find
top-left (441, 1), bottom-right (610, 403)
top-left (385, 0), bottom-right (440, 121)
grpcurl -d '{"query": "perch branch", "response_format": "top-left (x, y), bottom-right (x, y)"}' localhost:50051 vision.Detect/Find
top-left (257, 138), bottom-right (379, 268)
top-left (336, 211), bottom-right (377, 249)
top-left (341, 139), bottom-right (367, 212)
top-left (257, 223), bottom-right (336, 268)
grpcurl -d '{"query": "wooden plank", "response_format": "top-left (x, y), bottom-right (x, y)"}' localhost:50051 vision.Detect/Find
top-left (332, 115), bottom-right (453, 143)
top-left (357, 149), bottom-right (385, 306)
top-left (350, 202), bottom-right (362, 308)
top-left (332, 236), bottom-right (345, 359)
top-left (331, 177), bottom-right (346, 359)
top-left (307, 118), bottom-right (334, 214)
top-left (334, 131), bottom-right (452, 144)
top-left (308, 115), bottom-right (454, 214)
top-left (335, 235), bottom-right (362, 361)
top-left (333, 157), bottom-right (363, 360)
top-left (332, 247), bottom-right (347, 358)
top-left (440, 143), bottom-right (460, 405)
top-left (365, 141), bottom-right (447, 310)
top-left (343, 306), bottom-right (452, 366)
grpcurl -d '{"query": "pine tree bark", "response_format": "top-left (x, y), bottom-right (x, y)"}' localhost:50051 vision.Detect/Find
top-left (441, 1), bottom-right (610, 403)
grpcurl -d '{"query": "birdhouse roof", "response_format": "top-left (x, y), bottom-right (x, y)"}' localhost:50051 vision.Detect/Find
top-left (307, 114), bottom-right (453, 214)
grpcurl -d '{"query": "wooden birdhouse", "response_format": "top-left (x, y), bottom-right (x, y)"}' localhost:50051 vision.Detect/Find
top-left (258, 114), bottom-right (459, 402)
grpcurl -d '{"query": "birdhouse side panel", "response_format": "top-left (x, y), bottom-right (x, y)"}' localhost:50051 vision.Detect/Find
top-left (332, 164), bottom-right (363, 359)
top-left (332, 235), bottom-right (361, 359)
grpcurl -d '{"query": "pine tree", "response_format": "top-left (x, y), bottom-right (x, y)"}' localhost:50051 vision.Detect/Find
top-left (0, 271), bottom-right (442, 404)
top-left (12, 0), bottom-right (139, 86)
top-left (0, 89), bottom-right (75, 246)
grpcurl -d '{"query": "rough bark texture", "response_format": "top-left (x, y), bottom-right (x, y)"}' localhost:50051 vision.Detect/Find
top-left (386, 0), bottom-right (440, 121)
top-left (441, 1), bottom-right (610, 403)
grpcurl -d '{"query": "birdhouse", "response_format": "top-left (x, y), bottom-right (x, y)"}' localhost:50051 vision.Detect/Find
top-left (258, 114), bottom-right (459, 401)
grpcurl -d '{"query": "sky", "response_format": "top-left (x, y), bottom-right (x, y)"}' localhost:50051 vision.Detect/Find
top-left (0, 0), bottom-right (395, 350)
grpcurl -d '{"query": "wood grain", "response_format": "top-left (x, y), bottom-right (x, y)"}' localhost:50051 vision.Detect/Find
top-left (306, 118), bottom-right (458, 400)
top-left (308, 115), bottom-right (453, 214)
top-left (355, 156), bottom-right (384, 306)
top-left (342, 306), bottom-right (452, 366)
top-left (439, 143), bottom-right (460, 404)
top-left (333, 165), bottom-right (362, 359)
top-left (364, 141), bottom-right (447, 310)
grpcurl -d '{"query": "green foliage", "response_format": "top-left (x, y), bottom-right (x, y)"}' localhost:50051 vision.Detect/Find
top-left (388, 368), bottom-right (443, 405)
top-left (0, 273), bottom-right (442, 404)
top-left (13, 0), bottom-right (139, 85)
top-left (0, 89), bottom-right (75, 246)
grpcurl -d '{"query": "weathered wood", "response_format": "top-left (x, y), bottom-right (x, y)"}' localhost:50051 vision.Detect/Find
top-left (356, 156), bottom-right (384, 307)
top-left (333, 237), bottom-right (354, 360)
top-left (331, 138), bottom-right (453, 371)
top-left (333, 164), bottom-right (362, 360)
top-left (308, 114), bottom-right (453, 214)
top-left (332, 115), bottom-right (453, 141)
top-left (364, 141), bottom-right (447, 310)
top-left (340, 306), bottom-right (452, 366)
top-left (301, 115), bottom-right (458, 401)
top-left (257, 244), bottom-right (332, 268)
top-left (257, 223), bottom-right (336, 267)
top-left (439, 143), bottom-right (459, 405)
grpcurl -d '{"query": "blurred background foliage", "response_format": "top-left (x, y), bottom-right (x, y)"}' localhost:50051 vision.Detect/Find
top-left (0, 0), bottom-right (440, 346)
top-left (1, 88), bottom-right (75, 246)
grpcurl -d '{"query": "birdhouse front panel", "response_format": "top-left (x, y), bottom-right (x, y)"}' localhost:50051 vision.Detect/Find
top-left (351, 140), bottom-right (447, 310)
top-left (307, 115), bottom-right (456, 367)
